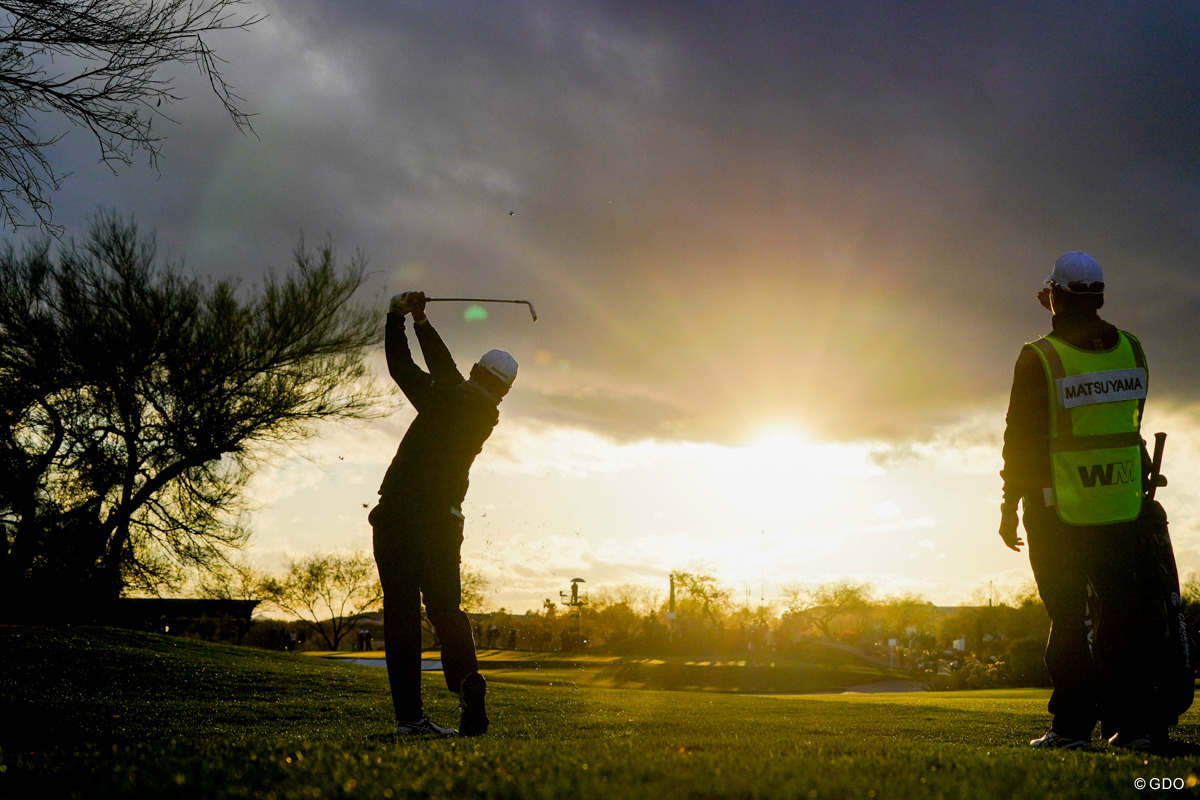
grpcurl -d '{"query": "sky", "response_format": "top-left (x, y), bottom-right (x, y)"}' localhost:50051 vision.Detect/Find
top-left (12, 1), bottom-right (1200, 612)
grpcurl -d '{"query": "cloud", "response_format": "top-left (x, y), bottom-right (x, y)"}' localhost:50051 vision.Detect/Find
top-left (476, 420), bottom-right (660, 477)
top-left (17, 1), bottom-right (1200, 611)
top-left (509, 386), bottom-right (689, 441)
top-left (22, 0), bottom-right (1200, 445)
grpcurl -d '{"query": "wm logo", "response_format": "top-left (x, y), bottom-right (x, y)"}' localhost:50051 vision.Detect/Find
top-left (1077, 461), bottom-right (1136, 488)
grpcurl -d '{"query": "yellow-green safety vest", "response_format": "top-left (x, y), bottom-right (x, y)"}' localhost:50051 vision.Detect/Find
top-left (1029, 331), bottom-right (1147, 525)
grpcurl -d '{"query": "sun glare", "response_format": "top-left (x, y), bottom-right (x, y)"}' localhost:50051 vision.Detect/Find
top-left (710, 423), bottom-right (875, 520)
top-left (746, 423), bottom-right (814, 451)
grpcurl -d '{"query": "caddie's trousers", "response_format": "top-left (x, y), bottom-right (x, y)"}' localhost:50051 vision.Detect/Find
top-left (370, 498), bottom-right (477, 722)
top-left (1024, 501), bottom-right (1152, 741)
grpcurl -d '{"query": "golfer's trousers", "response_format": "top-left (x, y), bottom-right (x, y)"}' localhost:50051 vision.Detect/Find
top-left (370, 498), bottom-right (477, 722)
top-left (1024, 502), bottom-right (1152, 740)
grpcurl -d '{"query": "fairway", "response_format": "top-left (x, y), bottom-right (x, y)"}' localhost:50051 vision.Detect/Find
top-left (311, 643), bottom-right (920, 695)
top-left (2, 627), bottom-right (1199, 799)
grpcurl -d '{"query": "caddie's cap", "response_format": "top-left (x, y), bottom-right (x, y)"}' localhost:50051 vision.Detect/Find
top-left (1046, 251), bottom-right (1105, 294)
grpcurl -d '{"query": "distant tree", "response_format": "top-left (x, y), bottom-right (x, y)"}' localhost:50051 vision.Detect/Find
top-left (936, 582), bottom-right (1050, 687)
top-left (781, 579), bottom-right (873, 639)
top-left (1182, 572), bottom-right (1200, 641)
top-left (192, 555), bottom-right (263, 645)
top-left (998, 583), bottom-right (1048, 639)
top-left (1182, 572), bottom-right (1200, 606)
top-left (602, 582), bottom-right (662, 618)
top-left (0, 0), bottom-right (262, 232)
top-left (878, 592), bottom-right (935, 642)
top-left (1000, 585), bottom-right (1050, 685)
top-left (417, 566), bottom-right (490, 648)
top-left (0, 212), bottom-right (383, 620)
top-left (195, 555), bottom-right (264, 602)
top-left (257, 551), bottom-right (383, 651)
top-left (587, 594), bottom-right (643, 647)
top-left (941, 582), bottom-right (1048, 661)
top-left (460, 564), bottom-right (489, 614)
top-left (728, 600), bottom-right (776, 631)
top-left (671, 570), bottom-right (732, 625)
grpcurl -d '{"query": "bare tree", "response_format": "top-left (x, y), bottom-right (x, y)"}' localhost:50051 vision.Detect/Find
top-left (0, 0), bottom-right (262, 232)
top-left (195, 555), bottom-right (264, 601)
top-left (0, 211), bottom-right (384, 619)
top-left (671, 570), bottom-right (732, 627)
top-left (600, 582), bottom-right (662, 618)
top-left (781, 579), bottom-right (874, 639)
top-left (258, 551), bottom-right (383, 651)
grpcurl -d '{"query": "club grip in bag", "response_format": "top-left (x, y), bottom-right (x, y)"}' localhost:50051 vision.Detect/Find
top-left (1147, 431), bottom-right (1166, 502)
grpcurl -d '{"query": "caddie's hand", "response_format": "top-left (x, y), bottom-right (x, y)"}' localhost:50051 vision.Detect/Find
top-left (999, 506), bottom-right (1023, 552)
top-left (1037, 287), bottom-right (1052, 312)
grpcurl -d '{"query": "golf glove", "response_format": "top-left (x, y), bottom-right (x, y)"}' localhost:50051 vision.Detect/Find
top-left (389, 291), bottom-right (426, 316)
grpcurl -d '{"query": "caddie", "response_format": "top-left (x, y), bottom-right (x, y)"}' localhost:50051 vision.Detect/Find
top-left (998, 251), bottom-right (1157, 750)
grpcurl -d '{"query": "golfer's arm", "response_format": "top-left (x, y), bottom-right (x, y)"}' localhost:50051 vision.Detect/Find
top-left (413, 317), bottom-right (466, 384)
top-left (385, 313), bottom-right (433, 408)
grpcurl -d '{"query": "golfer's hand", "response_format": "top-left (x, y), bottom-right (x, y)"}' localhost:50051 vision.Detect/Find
top-left (1037, 287), bottom-right (1052, 311)
top-left (389, 291), bottom-right (427, 318)
top-left (408, 291), bottom-right (427, 322)
top-left (999, 507), bottom-right (1023, 552)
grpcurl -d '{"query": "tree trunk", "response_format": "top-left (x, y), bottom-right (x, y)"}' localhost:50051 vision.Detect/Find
top-left (0, 513), bottom-right (40, 620)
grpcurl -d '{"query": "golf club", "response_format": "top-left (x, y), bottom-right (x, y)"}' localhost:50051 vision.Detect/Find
top-left (1147, 431), bottom-right (1167, 501)
top-left (426, 297), bottom-right (538, 321)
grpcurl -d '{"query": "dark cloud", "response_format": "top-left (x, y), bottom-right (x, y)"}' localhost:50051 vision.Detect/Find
top-left (15, 0), bottom-right (1200, 443)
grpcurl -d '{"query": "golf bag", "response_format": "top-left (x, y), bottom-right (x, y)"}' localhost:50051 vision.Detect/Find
top-left (1092, 492), bottom-right (1195, 738)
top-left (1131, 498), bottom-right (1194, 731)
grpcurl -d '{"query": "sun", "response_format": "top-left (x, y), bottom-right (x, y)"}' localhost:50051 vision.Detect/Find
top-left (705, 421), bottom-right (881, 521)
top-left (718, 423), bottom-right (820, 507)
top-left (745, 422), bottom-right (815, 452)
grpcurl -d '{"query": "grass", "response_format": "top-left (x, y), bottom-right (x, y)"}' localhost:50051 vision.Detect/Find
top-left (316, 643), bottom-right (916, 693)
top-left (2, 627), bottom-right (1199, 799)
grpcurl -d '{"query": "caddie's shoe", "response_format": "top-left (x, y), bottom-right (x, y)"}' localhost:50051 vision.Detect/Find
top-left (1029, 730), bottom-right (1087, 749)
top-left (396, 717), bottom-right (456, 737)
top-left (1107, 732), bottom-right (1152, 751)
top-left (458, 671), bottom-right (489, 736)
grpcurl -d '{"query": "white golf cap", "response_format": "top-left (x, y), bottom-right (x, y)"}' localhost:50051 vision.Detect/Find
top-left (478, 349), bottom-right (518, 387)
top-left (1045, 251), bottom-right (1105, 293)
